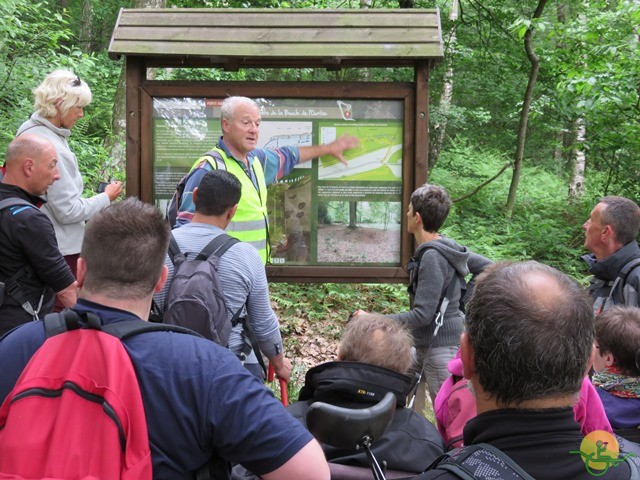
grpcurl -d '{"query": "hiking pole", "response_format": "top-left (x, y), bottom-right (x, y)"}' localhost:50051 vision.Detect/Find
top-left (268, 362), bottom-right (289, 406)
top-left (408, 347), bottom-right (424, 410)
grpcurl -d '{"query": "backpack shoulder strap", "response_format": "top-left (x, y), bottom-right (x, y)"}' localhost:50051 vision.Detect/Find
top-left (168, 233), bottom-right (181, 263)
top-left (0, 198), bottom-right (32, 212)
top-left (433, 443), bottom-right (535, 480)
top-left (101, 319), bottom-right (203, 340)
top-left (620, 258), bottom-right (640, 280)
top-left (409, 244), bottom-right (430, 269)
top-left (44, 310), bottom-right (102, 337)
top-left (235, 315), bottom-right (268, 377)
top-left (407, 245), bottom-right (431, 295)
top-left (201, 148), bottom-right (227, 171)
top-left (44, 310), bottom-right (202, 340)
top-left (198, 234), bottom-right (239, 260)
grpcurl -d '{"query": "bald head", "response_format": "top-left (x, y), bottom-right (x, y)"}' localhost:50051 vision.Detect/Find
top-left (6, 135), bottom-right (53, 167)
top-left (465, 261), bottom-right (594, 406)
top-left (3, 134), bottom-right (59, 196)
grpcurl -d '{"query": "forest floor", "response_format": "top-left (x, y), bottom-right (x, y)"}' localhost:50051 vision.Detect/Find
top-left (267, 282), bottom-right (409, 395)
top-left (272, 303), bottom-right (343, 389)
top-left (316, 224), bottom-right (400, 264)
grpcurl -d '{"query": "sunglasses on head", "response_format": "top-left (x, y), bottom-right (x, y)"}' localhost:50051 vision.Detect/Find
top-left (71, 76), bottom-right (81, 87)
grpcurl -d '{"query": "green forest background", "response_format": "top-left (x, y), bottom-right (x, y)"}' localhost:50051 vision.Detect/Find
top-left (1, 0), bottom-right (638, 367)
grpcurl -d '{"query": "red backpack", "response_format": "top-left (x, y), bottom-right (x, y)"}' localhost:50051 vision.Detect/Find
top-left (0, 309), bottom-right (197, 480)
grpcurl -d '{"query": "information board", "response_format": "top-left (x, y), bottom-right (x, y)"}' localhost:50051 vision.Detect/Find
top-left (152, 97), bottom-right (404, 267)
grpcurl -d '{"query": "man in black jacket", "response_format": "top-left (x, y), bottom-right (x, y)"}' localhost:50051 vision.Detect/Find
top-left (0, 134), bottom-right (76, 336)
top-left (416, 261), bottom-right (639, 479)
top-left (286, 314), bottom-right (444, 473)
top-left (582, 196), bottom-right (640, 314)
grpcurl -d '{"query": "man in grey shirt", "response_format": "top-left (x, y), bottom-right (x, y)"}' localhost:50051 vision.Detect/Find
top-left (155, 170), bottom-right (292, 381)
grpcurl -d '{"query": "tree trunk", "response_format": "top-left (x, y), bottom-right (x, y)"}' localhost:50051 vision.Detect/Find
top-left (564, 0), bottom-right (588, 198)
top-left (505, 0), bottom-right (548, 217)
top-left (348, 202), bottom-right (358, 229)
top-left (429, 0), bottom-right (459, 169)
top-left (552, 4), bottom-right (567, 169)
top-left (79, 0), bottom-right (93, 53)
top-left (568, 117), bottom-right (586, 197)
top-left (106, 68), bottom-right (127, 171)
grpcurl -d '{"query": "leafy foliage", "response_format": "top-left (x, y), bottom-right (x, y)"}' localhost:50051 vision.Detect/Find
top-left (0, 1), bottom-right (74, 144)
top-left (271, 282), bottom-right (408, 324)
top-left (0, 2), bottom-right (123, 192)
top-left (550, 0), bottom-right (640, 200)
top-left (432, 137), bottom-right (591, 281)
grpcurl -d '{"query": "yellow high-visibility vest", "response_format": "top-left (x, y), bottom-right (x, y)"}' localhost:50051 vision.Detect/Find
top-left (190, 148), bottom-right (269, 263)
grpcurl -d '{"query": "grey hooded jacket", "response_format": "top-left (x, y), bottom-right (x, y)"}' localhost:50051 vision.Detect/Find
top-left (391, 237), bottom-right (491, 349)
top-left (582, 240), bottom-right (640, 313)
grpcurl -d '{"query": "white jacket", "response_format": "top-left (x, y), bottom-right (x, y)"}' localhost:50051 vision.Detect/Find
top-left (16, 113), bottom-right (110, 255)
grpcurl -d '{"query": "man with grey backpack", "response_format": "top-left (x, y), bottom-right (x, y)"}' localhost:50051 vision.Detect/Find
top-left (154, 169), bottom-right (291, 381)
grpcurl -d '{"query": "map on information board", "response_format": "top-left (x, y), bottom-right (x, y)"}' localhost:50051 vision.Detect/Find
top-left (151, 97), bottom-right (404, 267)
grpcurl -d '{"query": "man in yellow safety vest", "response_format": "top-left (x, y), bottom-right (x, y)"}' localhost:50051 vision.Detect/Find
top-left (172, 96), bottom-right (359, 264)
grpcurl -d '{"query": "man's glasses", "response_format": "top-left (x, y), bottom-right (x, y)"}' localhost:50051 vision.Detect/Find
top-left (71, 76), bottom-right (81, 87)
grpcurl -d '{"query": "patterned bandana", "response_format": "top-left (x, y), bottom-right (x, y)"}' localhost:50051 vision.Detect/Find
top-left (592, 365), bottom-right (640, 399)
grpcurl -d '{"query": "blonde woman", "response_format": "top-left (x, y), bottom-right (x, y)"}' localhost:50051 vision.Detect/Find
top-left (16, 70), bottom-right (122, 283)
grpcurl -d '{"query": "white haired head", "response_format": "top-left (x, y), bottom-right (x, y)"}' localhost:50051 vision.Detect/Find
top-left (33, 69), bottom-right (92, 119)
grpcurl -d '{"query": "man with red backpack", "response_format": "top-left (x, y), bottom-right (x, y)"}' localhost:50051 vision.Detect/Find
top-left (0, 198), bottom-right (329, 480)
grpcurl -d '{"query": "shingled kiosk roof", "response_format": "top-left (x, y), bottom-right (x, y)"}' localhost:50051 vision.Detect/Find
top-left (108, 8), bottom-right (443, 69)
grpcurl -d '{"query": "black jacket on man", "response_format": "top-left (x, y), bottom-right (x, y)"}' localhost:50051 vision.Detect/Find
top-left (415, 408), bottom-right (637, 479)
top-left (582, 240), bottom-right (640, 313)
top-left (0, 183), bottom-right (74, 336)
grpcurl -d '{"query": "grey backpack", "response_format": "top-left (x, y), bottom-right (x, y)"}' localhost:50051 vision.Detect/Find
top-left (163, 233), bottom-right (238, 346)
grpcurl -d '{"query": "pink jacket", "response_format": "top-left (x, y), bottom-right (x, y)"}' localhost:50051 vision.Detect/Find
top-left (434, 351), bottom-right (612, 450)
